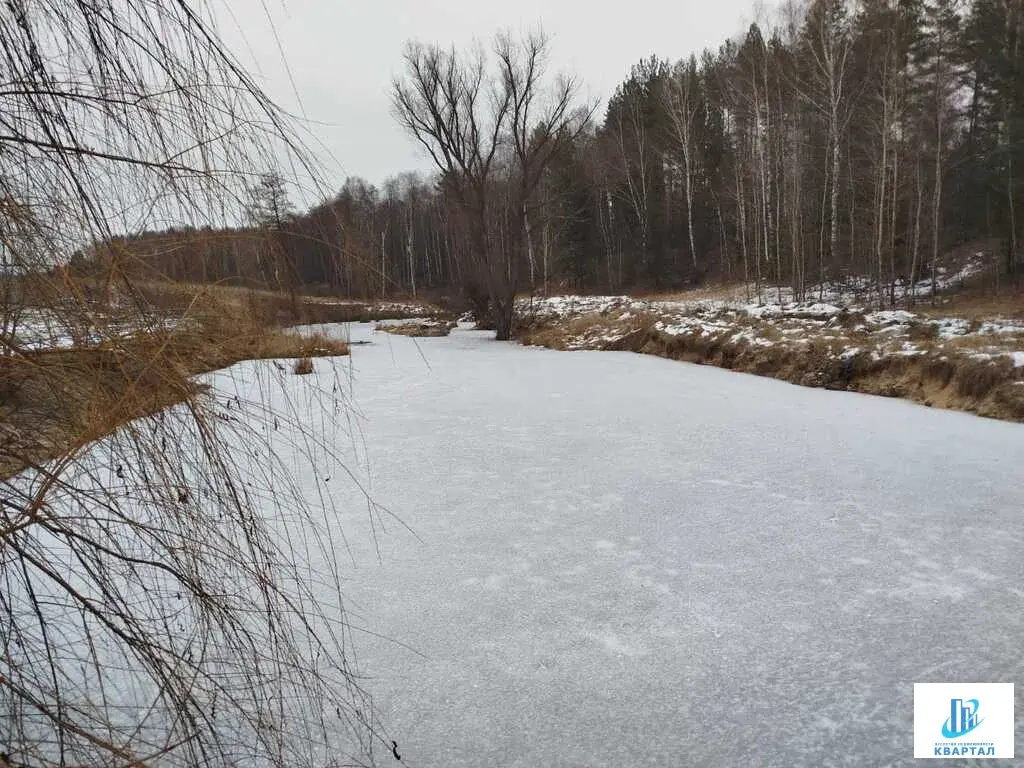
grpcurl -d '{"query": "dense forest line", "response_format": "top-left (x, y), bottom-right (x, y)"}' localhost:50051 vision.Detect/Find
top-left (79, 0), bottom-right (1024, 317)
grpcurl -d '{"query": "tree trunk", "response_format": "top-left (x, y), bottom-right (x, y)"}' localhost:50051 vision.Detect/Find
top-left (736, 159), bottom-right (750, 302)
top-left (931, 78), bottom-right (944, 302)
top-left (684, 150), bottom-right (697, 269)
top-left (830, 119), bottom-right (841, 274)
top-left (491, 288), bottom-right (516, 341)
top-left (542, 217), bottom-right (550, 295)
top-left (875, 118), bottom-right (888, 308)
top-left (406, 207), bottom-right (416, 298)
top-left (1007, 151), bottom-right (1017, 274)
top-left (380, 228), bottom-right (387, 299)
top-left (910, 153), bottom-right (924, 299)
top-left (524, 205), bottom-right (536, 289)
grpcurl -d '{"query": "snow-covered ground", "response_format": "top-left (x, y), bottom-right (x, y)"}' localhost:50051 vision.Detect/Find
top-left (307, 324), bottom-right (1024, 765)
top-left (10, 323), bottom-right (1024, 765)
top-left (741, 253), bottom-right (988, 306)
top-left (519, 292), bottom-right (1024, 373)
top-left (6, 308), bottom-right (180, 350)
top-left (308, 297), bottom-right (437, 317)
top-left (516, 253), bottom-right (988, 327)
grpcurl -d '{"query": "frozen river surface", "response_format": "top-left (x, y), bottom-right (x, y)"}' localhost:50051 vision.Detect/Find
top-left (305, 324), bottom-right (1024, 767)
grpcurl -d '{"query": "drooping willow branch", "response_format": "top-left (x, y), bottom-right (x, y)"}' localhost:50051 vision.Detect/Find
top-left (0, 2), bottom-right (388, 767)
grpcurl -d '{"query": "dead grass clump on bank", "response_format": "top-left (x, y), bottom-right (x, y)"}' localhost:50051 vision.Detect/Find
top-left (756, 324), bottom-right (785, 342)
top-left (907, 322), bottom-right (940, 341)
top-left (837, 310), bottom-right (868, 329)
top-left (953, 357), bottom-right (1013, 398)
top-left (922, 356), bottom-right (958, 388)
top-left (519, 312), bottom-right (658, 351)
top-left (375, 320), bottom-right (456, 337)
top-left (518, 323), bottom-right (568, 349)
top-left (0, 301), bottom-right (349, 480)
top-left (854, 356), bottom-right (1024, 420)
top-left (916, 285), bottom-right (1024, 320)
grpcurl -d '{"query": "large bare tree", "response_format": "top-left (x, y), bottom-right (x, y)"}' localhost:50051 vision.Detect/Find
top-left (392, 30), bottom-right (592, 339)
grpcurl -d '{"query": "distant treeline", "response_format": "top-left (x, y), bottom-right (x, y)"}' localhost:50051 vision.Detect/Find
top-left (80, 0), bottom-right (1024, 301)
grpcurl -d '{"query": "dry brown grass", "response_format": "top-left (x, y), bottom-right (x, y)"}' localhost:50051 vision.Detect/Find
top-left (519, 312), bottom-right (658, 351)
top-left (183, 322), bottom-right (351, 369)
top-left (852, 356), bottom-right (1024, 420)
top-left (936, 334), bottom-right (997, 352)
top-left (937, 334), bottom-right (1024, 358)
top-left (518, 323), bottom-right (572, 350)
top-left (632, 283), bottom-right (746, 302)
top-left (134, 280), bottom-right (448, 325)
top-left (906, 321), bottom-right (940, 341)
top-left (754, 323), bottom-right (785, 342)
top-left (915, 285), bottom-right (1024, 320)
top-left (0, 299), bottom-right (350, 479)
top-left (1, 345), bottom-right (202, 477)
top-left (644, 328), bottom-right (1024, 419)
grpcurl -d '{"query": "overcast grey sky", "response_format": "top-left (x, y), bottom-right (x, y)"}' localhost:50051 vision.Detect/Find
top-left (222, 0), bottom-right (762, 191)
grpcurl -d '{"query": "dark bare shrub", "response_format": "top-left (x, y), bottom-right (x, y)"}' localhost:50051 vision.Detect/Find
top-left (837, 310), bottom-right (868, 329)
top-left (955, 358), bottom-right (1012, 398)
top-left (907, 322), bottom-right (940, 341)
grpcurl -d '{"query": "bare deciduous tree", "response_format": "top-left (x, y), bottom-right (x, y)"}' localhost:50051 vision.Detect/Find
top-left (665, 56), bottom-right (702, 269)
top-left (392, 30), bottom-right (592, 339)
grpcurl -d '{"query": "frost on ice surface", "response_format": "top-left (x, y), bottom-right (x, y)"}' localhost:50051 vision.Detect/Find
top-left (16, 322), bottom-right (1024, 767)
top-left (231, 324), bottom-right (1024, 768)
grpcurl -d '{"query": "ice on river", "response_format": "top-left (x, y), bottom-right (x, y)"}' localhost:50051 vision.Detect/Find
top-left (279, 323), bottom-right (1024, 767)
top-left (13, 320), bottom-right (1024, 767)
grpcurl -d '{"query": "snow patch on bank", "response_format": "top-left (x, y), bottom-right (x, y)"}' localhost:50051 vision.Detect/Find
top-left (524, 288), bottom-right (1024, 387)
